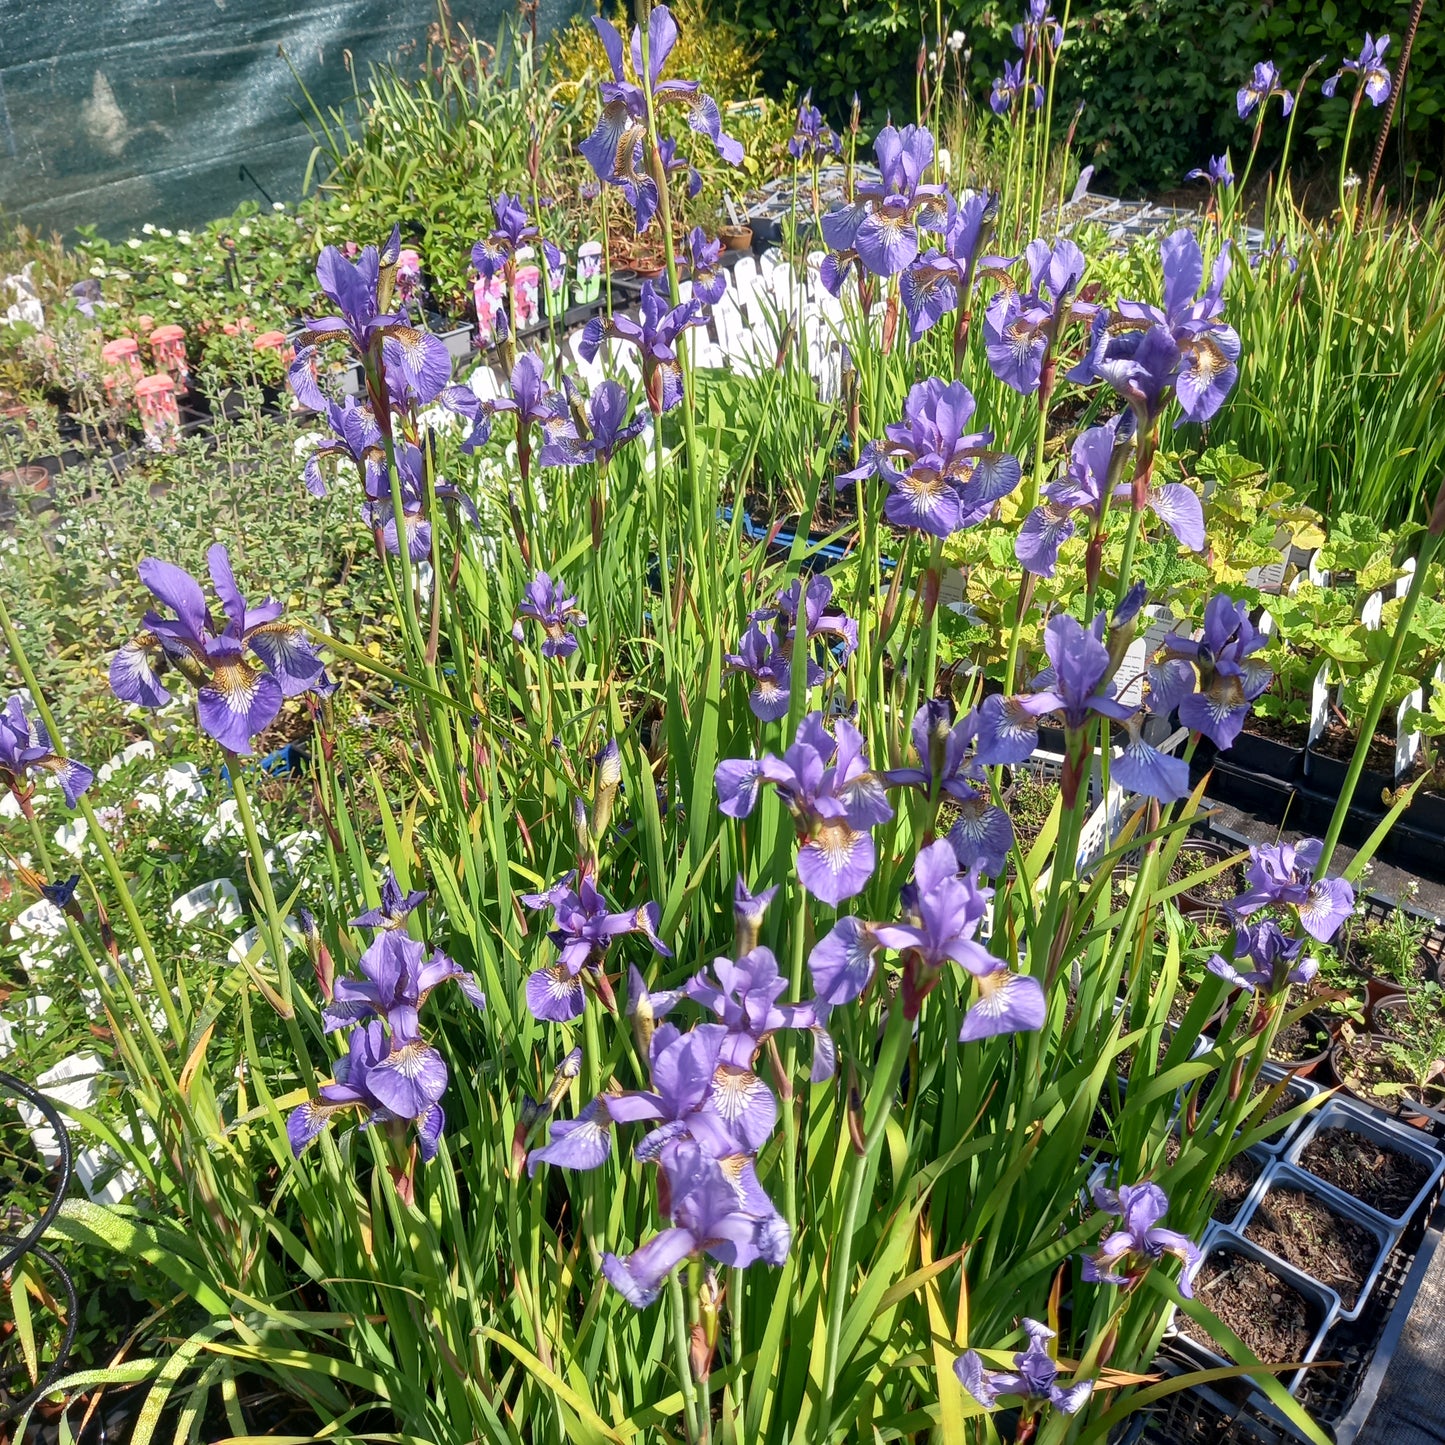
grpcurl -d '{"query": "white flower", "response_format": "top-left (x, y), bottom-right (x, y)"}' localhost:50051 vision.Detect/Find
top-left (340, 202), bottom-right (351, 213)
top-left (238, 225), bottom-right (253, 238)
top-left (938, 148), bottom-right (952, 178)
top-left (142, 222), bottom-right (156, 235)
top-left (176, 230), bottom-right (192, 244)
top-left (95, 804), bottom-right (126, 831)
top-left (144, 254), bottom-right (162, 265)
top-left (159, 227), bottom-right (173, 238)
top-left (111, 268), bottom-right (132, 282)
top-left (272, 201), bottom-right (286, 212)
top-left (947, 29), bottom-right (966, 50)
top-left (171, 271), bottom-right (189, 286)
top-left (127, 237), bottom-right (143, 249)
top-left (89, 263), bottom-right (107, 277)
top-left (240, 282), bottom-right (253, 296)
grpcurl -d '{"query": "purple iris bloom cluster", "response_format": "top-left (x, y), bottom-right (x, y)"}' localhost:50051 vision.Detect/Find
top-left (303, 397), bottom-right (382, 499)
top-left (1014, 0), bottom-right (1064, 53)
top-left (715, 712), bottom-right (893, 906)
top-left (1015, 415), bottom-right (1205, 579)
top-left (1206, 918), bottom-right (1317, 994)
top-left (1186, 156), bottom-right (1235, 189)
top-left (976, 604), bottom-right (1190, 806)
top-left (441, 352), bottom-right (569, 457)
top-left (1082, 1181), bottom-right (1204, 1296)
top-left (1237, 61), bottom-right (1294, 120)
top-left (1070, 230), bottom-right (1240, 425)
top-left (787, 90), bottom-right (841, 163)
top-left (357, 436), bottom-right (479, 563)
top-left (520, 873), bottom-right (671, 1021)
top-left (724, 577), bottom-right (857, 722)
top-left (580, 280), bottom-right (706, 414)
top-left (1149, 594), bottom-right (1272, 750)
top-left (990, 59), bottom-right (1044, 116)
top-left (0, 694), bottom-right (93, 811)
top-left (898, 190), bottom-right (993, 343)
top-left (579, 5), bottom-right (742, 234)
top-left (289, 874), bottom-right (484, 1161)
top-left (471, 193), bottom-right (562, 283)
top-left (821, 123), bottom-right (952, 278)
top-left (536, 380), bottom-right (649, 468)
top-left (513, 572), bottom-right (588, 660)
top-left (955, 1318), bottom-right (1093, 1416)
top-left (884, 699), bottom-right (1016, 876)
top-left (110, 546), bottom-right (329, 755)
top-left (1228, 837), bottom-right (1356, 944)
top-left (681, 226), bottom-right (727, 305)
top-left (288, 225), bottom-right (450, 413)
top-left (982, 237), bottom-right (1093, 396)
top-left (1323, 34), bottom-right (1392, 105)
top-left (839, 378), bottom-right (1022, 538)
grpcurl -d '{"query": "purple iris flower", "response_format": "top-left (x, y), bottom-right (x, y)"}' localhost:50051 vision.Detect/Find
top-left (536, 380), bottom-right (649, 468)
top-left (873, 839), bottom-right (1045, 1035)
top-left (303, 397), bottom-right (382, 499)
top-left (520, 875), bottom-right (671, 1021)
top-left (982, 238), bottom-right (1092, 395)
top-left (287, 1017), bottom-right (448, 1161)
top-left (1082, 1181), bottom-right (1204, 1297)
top-left (900, 190), bottom-right (994, 343)
top-left (580, 5), bottom-right (742, 234)
top-left (955, 1319), bottom-right (1094, 1415)
top-left (682, 226), bottom-right (727, 305)
top-left (601, 1139), bottom-right (789, 1308)
top-left (715, 712), bottom-right (892, 906)
top-left (514, 572), bottom-right (588, 659)
top-left (440, 352), bottom-right (567, 455)
top-left (656, 136), bottom-right (703, 200)
top-left (1148, 594), bottom-right (1272, 749)
top-left (1323, 34), bottom-right (1392, 105)
top-left (1186, 155), bottom-right (1235, 188)
top-left (1206, 918), bottom-right (1317, 994)
top-left (0, 695), bottom-right (93, 811)
top-left (821, 123), bottom-right (952, 277)
top-left (1014, 0), bottom-right (1064, 52)
top-left (350, 868), bottom-right (427, 930)
top-left (580, 280), bottom-right (706, 414)
top-left (1071, 231), bottom-right (1240, 425)
top-left (839, 378), bottom-right (1021, 538)
top-left (809, 917), bottom-right (878, 1017)
top-left (884, 700), bottom-right (1015, 876)
top-left (788, 89), bottom-right (842, 162)
top-left (1227, 838), bottom-right (1355, 943)
top-left (288, 225), bottom-right (450, 411)
top-left (110, 546), bottom-right (328, 755)
top-left (724, 621), bottom-right (813, 723)
top-left (754, 575), bottom-right (860, 663)
top-left (357, 437), bottom-right (477, 562)
top-left (1016, 416), bottom-right (1203, 578)
top-left (528, 1021), bottom-right (749, 1174)
top-left (322, 929), bottom-right (485, 1033)
top-left (687, 945), bottom-right (835, 1091)
top-left (471, 193), bottom-right (563, 282)
top-left (990, 58), bottom-right (1044, 116)
top-left (68, 279), bottom-right (103, 320)
top-left (1237, 61), bottom-right (1294, 120)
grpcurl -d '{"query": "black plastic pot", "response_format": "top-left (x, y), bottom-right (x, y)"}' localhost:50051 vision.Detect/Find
top-left (1303, 744), bottom-right (1394, 810)
top-left (1172, 838), bottom-right (1241, 918)
top-left (1201, 760), bottom-right (1298, 824)
top-left (1405, 786), bottom-right (1445, 841)
top-left (1222, 727), bottom-right (1306, 783)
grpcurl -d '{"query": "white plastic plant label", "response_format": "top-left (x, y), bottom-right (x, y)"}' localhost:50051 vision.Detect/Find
top-left (1308, 661), bottom-right (1332, 745)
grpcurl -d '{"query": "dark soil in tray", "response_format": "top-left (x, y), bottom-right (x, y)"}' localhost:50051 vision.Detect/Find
top-left (1162, 1137), bottom-right (1260, 1223)
top-left (1180, 1247), bottom-right (1321, 1365)
top-left (1243, 1186), bottom-right (1379, 1309)
top-left (1312, 718), bottom-right (1395, 772)
top-left (1010, 774), bottom-right (1060, 852)
top-left (1268, 1017), bottom-right (1331, 1065)
top-left (1298, 1126), bottom-right (1431, 1217)
top-left (1169, 852), bottom-right (1245, 904)
top-left (1334, 1035), bottom-right (1416, 1104)
top-left (1240, 714), bottom-right (1309, 748)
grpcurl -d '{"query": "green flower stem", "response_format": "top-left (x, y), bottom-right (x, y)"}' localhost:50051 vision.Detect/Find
top-left (1316, 521), bottom-right (1443, 877)
top-left (228, 755), bottom-right (316, 1087)
top-left (0, 591), bottom-right (188, 1053)
top-left (669, 1266), bottom-right (701, 1443)
top-left (1337, 93), bottom-right (1362, 220)
top-left (816, 998), bottom-right (911, 1443)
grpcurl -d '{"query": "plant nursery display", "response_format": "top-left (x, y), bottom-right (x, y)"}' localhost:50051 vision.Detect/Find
top-left (3, 3), bottom-right (1445, 1445)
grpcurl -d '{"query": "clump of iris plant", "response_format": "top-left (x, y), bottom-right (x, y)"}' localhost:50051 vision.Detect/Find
top-left (110, 546), bottom-right (329, 755)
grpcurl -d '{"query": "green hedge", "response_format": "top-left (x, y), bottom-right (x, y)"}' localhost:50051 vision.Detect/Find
top-left (731, 0), bottom-right (1444, 194)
